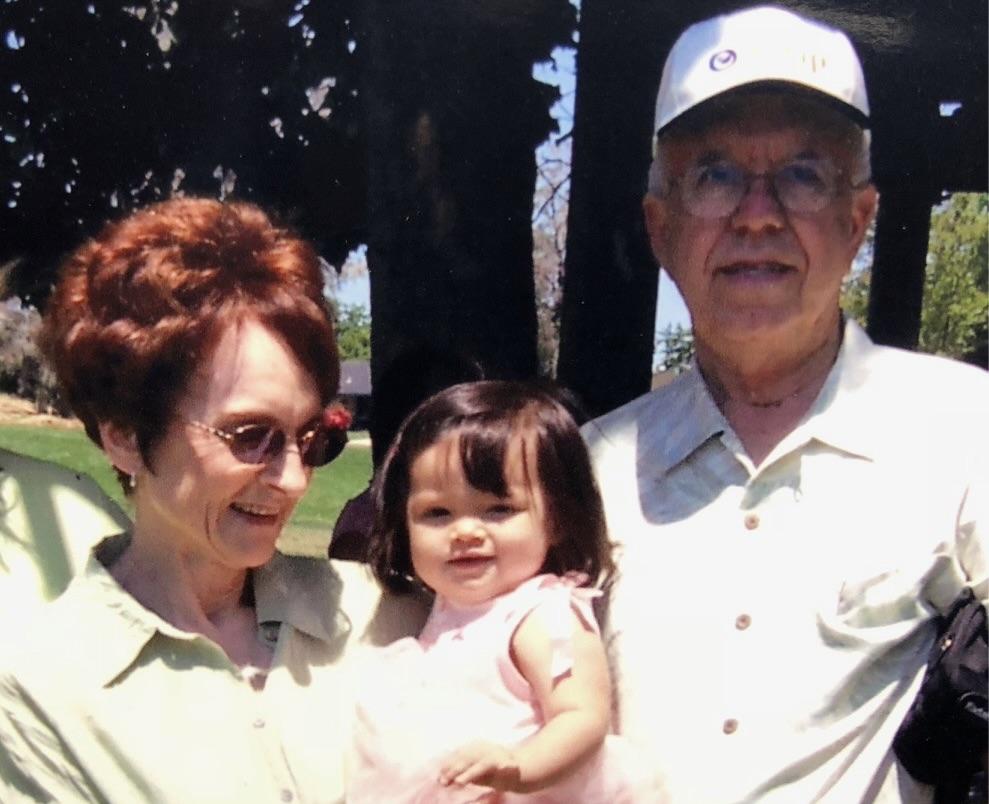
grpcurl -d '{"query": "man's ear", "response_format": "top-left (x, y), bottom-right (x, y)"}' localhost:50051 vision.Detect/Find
top-left (643, 192), bottom-right (671, 267)
top-left (98, 421), bottom-right (145, 478)
top-left (845, 184), bottom-right (878, 260)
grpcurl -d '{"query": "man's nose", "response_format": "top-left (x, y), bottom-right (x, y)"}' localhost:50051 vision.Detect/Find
top-left (731, 174), bottom-right (786, 232)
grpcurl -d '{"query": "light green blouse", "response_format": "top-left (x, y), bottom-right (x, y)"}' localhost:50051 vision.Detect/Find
top-left (0, 543), bottom-right (428, 803)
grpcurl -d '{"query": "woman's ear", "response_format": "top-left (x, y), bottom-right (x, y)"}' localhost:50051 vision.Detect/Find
top-left (98, 421), bottom-right (145, 478)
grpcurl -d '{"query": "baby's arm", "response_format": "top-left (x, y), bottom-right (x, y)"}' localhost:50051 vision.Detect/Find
top-left (438, 605), bottom-right (611, 793)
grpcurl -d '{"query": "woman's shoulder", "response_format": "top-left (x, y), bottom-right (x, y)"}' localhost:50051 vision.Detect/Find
top-left (328, 558), bottom-right (430, 647)
top-left (0, 556), bottom-right (134, 695)
top-left (254, 554), bottom-right (429, 649)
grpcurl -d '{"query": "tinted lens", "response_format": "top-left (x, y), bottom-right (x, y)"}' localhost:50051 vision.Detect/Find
top-left (299, 427), bottom-right (347, 467)
top-left (229, 424), bottom-right (283, 464)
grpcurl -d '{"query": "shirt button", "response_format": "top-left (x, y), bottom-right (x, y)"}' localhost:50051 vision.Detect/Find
top-left (723, 718), bottom-right (739, 735)
top-left (252, 718), bottom-right (265, 729)
top-left (743, 513), bottom-right (760, 530)
top-left (280, 790), bottom-right (294, 802)
top-left (735, 613), bottom-right (751, 631)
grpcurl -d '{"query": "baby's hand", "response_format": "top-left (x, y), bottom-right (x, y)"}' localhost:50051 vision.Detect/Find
top-left (438, 740), bottom-right (522, 792)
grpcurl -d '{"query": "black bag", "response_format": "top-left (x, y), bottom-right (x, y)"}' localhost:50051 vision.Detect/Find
top-left (893, 588), bottom-right (988, 801)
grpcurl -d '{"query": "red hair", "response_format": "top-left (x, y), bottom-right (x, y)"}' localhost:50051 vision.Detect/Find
top-left (42, 198), bottom-right (338, 482)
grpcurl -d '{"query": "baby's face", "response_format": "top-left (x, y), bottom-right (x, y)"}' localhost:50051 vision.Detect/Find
top-left (405, 433), bottom-right (550, 607)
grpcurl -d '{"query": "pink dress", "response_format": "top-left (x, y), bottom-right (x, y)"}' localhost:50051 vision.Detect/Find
top-left (347, 573), bottom-right (656, 803)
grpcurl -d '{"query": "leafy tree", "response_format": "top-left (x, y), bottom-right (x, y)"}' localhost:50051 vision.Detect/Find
top-left (2, 0), bottom-right (362, 306)
top-left (843, 193), bottom-right (988, 364)
top-left (531, 47), bottom-right (575, 378)
top-left (555, 0), bottom-right (663, 416)
top-left (4, 0), bottom-right (576, 393)
top-left (532, 139), bottom-right (569, 377)
top-left (334, 303), bottom-right (371, 361)
top-left (654, 324), bottom-right (694, 375)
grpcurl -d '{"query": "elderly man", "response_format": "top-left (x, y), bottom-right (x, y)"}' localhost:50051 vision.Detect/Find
top-left (584, 6), bottom-right (987, 802)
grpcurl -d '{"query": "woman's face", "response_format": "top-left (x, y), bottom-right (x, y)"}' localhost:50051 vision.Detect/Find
top-left (135, 317), bottom-right (321, 572)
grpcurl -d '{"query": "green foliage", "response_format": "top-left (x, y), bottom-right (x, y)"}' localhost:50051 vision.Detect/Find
top-left (334, 303), bottom-right (372, 361)
top-left (654, 323), bottom-right (695, 374)
top-left (842, 193), bottom-right (988, 361)
top-left (841, 266), bottom-right (870, 328)
top-left (0, 425), bottom-right (373, 557)
top-left (919, 193), bottom-right (988, 359)
top-left (0, 300), bottom-right (64, 412)
top-left (3, 2), bottom-right (363, 303)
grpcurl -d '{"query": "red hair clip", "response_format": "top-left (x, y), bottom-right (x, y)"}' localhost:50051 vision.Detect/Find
top-left (322, 403), bottom-right (353, 431)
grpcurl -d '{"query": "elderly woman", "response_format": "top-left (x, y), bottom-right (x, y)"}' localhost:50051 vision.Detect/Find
top-left (0, 198), bottom-right (427, 803)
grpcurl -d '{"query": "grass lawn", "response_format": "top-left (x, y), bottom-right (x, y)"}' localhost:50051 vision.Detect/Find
top-left (0, 424), bottom-right (373, 558)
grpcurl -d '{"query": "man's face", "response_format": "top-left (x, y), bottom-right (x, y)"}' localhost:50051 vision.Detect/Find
top-left (643, 96), bottom-right (877, 360)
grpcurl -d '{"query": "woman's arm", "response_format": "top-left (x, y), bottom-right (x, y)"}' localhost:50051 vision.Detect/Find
top-left (438, 606), bottom-right (612, 793)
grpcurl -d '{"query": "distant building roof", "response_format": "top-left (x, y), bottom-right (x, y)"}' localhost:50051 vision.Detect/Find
top-left (339, 359), bottom-right (371, 396)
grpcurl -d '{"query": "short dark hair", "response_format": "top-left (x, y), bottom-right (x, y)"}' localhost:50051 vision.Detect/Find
top-left (369, 343), bottom-right (486, 466)
top-left (41, 197), bottom-right (338, 490)
top-left (369, 380), bottom-right (614, 593)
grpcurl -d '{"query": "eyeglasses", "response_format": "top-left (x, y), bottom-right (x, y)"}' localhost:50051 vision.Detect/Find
top-left (187, 419), bottom-right (346, 467)
top-left (670, 157), bottom-right (862, 219)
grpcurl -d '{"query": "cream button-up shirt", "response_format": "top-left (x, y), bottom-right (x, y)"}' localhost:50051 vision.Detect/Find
top-left (0, 543), bottom-right (428, 803)
top-left (585, 321), bottom-right (987, 803)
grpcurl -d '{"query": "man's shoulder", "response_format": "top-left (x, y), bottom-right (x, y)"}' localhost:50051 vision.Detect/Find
top-left (0, 566), bottom-right (111, 686)
top-left (582, 371), bottom-right (694, 452)
top-left (858, 342), bottom-right (988, 415)
top-left (866, 341), bottom-right (986, 383)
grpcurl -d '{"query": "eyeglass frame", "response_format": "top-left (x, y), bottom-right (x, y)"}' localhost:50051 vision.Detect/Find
top-left (662, 154), bottom-right (870, 220)
top-left (185, 418), bottom-right (345, 467)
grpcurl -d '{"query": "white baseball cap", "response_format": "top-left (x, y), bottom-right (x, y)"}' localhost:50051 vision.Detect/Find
top-left (654, 5), bottom-right (870, 138)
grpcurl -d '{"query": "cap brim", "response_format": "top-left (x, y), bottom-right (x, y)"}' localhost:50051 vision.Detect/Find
top-left (656, 80), bottom-right (870, 139)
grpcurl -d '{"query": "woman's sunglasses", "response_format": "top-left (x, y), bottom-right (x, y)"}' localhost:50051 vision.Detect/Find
top-left (187, 419), bottom-right (347, 467)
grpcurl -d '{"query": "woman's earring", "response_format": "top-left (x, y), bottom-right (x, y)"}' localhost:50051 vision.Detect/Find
top-left (128, 475), bottom-right (137, 490)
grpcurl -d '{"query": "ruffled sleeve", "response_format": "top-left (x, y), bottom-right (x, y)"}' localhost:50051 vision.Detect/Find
top-left (507, 573), bottom-right (602, 683)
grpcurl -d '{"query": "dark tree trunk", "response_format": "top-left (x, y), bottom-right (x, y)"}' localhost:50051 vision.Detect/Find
top-left (555, 0), bottom-right (679, 418)
top-left (358, 1), bottom-right (574, 387)
top-left (868, 192), bottom-right (935, 350)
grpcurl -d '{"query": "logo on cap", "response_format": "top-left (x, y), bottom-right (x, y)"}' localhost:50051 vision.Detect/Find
top-left (801, 53), bottom-right (827, 73)
top-left (709, 49), bottom-right (737, 71)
